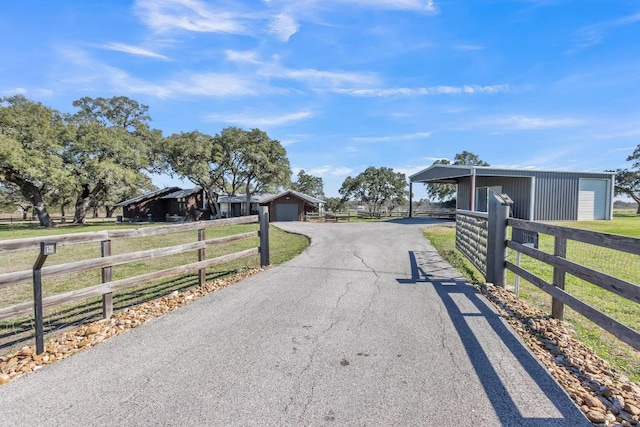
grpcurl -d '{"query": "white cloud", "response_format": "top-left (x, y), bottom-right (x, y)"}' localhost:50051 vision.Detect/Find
top-left (263, 66), bottom-right (379, 87)
top-left (573, 12), bottom-right (640, 50)
top-left (300, 165), bottom-right (353, 177)
top-left (454, 44), bottom-right (485, 51)
top-left (225, 50), bottom-right (262, 64)
top-left (351, 132), bottom-right (431, 142)
top-left (335, 0), bottom-right (438, 13)
top-left (134, 0), bottom-right (248, 34)
top-left (491, 115), bottom-right (583, 130)
top-left (100, 42), bottom-right (170, 60)
top-left (169, 73), bottom-right (259, 97)
top-left (333, 84), bottom-right (509, 97)
top-left (268, 13), bottom-right (299, 41)
top-left (592, 129), bottom-right (640, 140)
top-left (206, 110), bottom-right (313, 127)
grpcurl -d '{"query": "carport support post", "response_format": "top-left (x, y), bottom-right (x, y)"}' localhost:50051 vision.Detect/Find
top-left (409, 182), bottom-right (413, 218)
top-left (259, 206), bottom-right (270, 267)
top-left (486, 196), bottom-right (509, 287)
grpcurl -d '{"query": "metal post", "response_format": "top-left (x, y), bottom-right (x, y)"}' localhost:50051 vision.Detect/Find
top-left (198, 228), bottom-right (206, 285)
top-left (486, 195), bottom-right (510, 287)
top-left (514, 252), bottom-right (521, 296)
top-left (101, 240), bottom-right (113, 319)
top-left (551, 236), bottom-right (567, 320)
top-left (409, 182), bottom-right (413, 218)
top-left (259, 206), bottom-right (270, 267)
top-left (33, 241), bottom-right (56, 355)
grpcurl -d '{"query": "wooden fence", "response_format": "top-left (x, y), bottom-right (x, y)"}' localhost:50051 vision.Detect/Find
top-left (505, 218), bottom-right (640, 351)
top-left (0, 212), bottom-right (270, 350)
top-left (455, 200), bottom-right (640, 352)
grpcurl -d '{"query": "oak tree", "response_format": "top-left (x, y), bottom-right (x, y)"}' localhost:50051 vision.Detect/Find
top-left (339, 166), bottom-right (407, 217)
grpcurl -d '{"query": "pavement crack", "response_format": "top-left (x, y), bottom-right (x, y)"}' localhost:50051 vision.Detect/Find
top-left (353, 250), bottom-right (383, 329)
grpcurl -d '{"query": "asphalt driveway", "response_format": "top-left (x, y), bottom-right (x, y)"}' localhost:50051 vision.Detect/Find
top-left (0, 218), bottom-right (588, 426)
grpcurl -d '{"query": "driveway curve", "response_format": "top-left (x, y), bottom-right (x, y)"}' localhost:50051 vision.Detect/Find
top-left (0, 218), bottom-right (587, 426)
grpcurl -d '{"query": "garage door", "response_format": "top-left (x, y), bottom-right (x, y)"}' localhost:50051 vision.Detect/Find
top-left (578, 179), bottom-right (608, 220)
top-left (275, 203), bottom-right (299, 221)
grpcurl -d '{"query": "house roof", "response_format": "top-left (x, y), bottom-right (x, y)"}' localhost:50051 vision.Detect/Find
top-left (218, 193), bottom-right (274, 204)
top-left (160, 187), bottom-right (202, 199)
top-left (409, 164), bottom-right (615, 184)
top-left (259, 190), bottom-right (325, 205)
top-left (115, 187), bottom-right (181, 207)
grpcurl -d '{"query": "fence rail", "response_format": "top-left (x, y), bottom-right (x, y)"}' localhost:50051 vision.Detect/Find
top-left (454, 202), bottom-right (640, 352)
top-left (0, 212), bottom-right (270, 351)
top-left (504, 218), bottom-right (640, 351)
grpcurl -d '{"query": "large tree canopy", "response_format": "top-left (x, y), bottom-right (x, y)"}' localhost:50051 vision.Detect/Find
top-left (426, 151), bottom-right (489, 202)
top-left (161, 127), bottom-right (291, 217)
top-left (0, 95), bottom-right (73, 227)
top-left (160, 130), bottom-right (225, 217)
top-left (339, 166), bottom-right (407, 217)
top-left (291, 169), bottom-right (324, 199)
top-left (614, 145), bottom-right (640, 214)
top-left (66, 96), bottom-right (160, 223)
top-left (229, 128), bottom-right (291, 214)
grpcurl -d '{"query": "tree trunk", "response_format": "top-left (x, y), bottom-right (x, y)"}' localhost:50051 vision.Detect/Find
top-left (629, 193), bottom-right (640, 215)
top-left (202, 187), bottom-right (220, 219)
top-left (105, 205), bottom-right (117, 218)
top-left (73, 182), bottom-right (104, 224)
top-left (5, 170), bottom-right (55, 227)
top-left (60, 203), bottom-right (66, 224)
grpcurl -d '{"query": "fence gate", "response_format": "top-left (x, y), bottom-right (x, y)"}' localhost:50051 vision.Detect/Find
top-left (455, 194), bottom-right (511, 286)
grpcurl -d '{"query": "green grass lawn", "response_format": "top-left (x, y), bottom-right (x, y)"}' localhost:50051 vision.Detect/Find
top-left (423, 210), bottom-right (640, 382)
top-left (0, 220), bottom-right (309, 351)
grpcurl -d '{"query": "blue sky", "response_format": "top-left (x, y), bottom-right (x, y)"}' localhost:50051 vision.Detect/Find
top-left (2, 1), bottom-right (639, 199)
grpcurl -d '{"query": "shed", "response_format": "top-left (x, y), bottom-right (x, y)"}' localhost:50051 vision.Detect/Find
top-left (259, 190), bottom-right (325, 222)
top-left (409, 165), bottom-right (615, 221)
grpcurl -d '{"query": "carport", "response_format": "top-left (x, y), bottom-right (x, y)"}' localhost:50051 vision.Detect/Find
top-left (409, 164), bottom-right (615, 221)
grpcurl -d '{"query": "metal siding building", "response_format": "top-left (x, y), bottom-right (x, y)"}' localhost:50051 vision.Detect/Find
top-left (410, 165), bottom-right (615, 221)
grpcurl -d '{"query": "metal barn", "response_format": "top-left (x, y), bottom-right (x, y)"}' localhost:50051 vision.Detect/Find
top-left (409, 165), bottom-right (615, 221)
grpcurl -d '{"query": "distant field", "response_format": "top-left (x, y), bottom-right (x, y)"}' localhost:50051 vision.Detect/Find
top-left (423, 210), bottom-right (640, 382)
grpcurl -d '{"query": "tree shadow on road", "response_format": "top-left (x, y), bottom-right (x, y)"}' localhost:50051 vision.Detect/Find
top-left (397, 251), bottom-right (588, 427)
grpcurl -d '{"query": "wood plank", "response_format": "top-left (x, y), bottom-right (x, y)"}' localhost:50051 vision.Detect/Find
top-left (0, 231), bottom-right (258, 289)
top-left (0, 231), bottom-right (109, 254)
top-left (508, 240), bottom-right (640, 304)
top-left (106, 216), bottom-right (258, 239)
top-left (0, 216), bottom-right (257, 254)
top-left (0, 248), bottom-right (259, 321)
top-left (508, 218), bottom-right (640, 256)
top-left (506, 261), bottom-right (640, 351)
